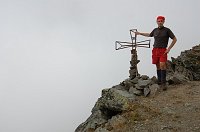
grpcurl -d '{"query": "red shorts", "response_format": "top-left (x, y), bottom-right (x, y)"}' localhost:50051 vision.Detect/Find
top-left (152, 48), bottom-right (167, 64)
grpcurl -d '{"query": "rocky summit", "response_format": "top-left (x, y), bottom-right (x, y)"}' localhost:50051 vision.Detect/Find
top-left (75, 44), bottom-right (200, 132)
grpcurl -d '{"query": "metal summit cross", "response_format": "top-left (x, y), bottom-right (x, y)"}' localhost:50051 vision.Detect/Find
top-left (115, 29), bottom-right (151, 79)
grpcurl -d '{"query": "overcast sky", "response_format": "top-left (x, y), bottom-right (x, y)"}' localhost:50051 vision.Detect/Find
top-left (0, 0), bottom-right (199, 132)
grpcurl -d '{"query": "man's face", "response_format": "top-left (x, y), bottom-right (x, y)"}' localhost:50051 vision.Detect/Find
top-left (157, 19), bottom-right (165, 27)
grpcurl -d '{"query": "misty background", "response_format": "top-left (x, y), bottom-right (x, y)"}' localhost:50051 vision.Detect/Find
top-left (0, 0), bottom-right (199, 132)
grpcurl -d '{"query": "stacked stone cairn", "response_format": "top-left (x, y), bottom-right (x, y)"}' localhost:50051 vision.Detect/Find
top-left (129, 49), bottom-right (140, 79)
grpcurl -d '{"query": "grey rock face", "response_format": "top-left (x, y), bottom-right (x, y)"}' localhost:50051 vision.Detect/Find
top-left (168, 72), bottom-right (188, 84)
top-left (137, 79), bottom-right (152, 88)
top-left (75, 88), bottom-right (136, 132)
top-left (103, 115), bottom-right (126, 131)
top-left (94, 127), bottom-right (110, 132)
top-left (141, 75), bottom-right (149, 80)
top-left (75, 110), bottom-right (107, 132)
top-left (75, 76), bottom-right (158, 131)
top-left (130, 77), bottom-right (139, 84)
top-left (129, 86), bottom-right (143, 96)
top-left (92, 89), bottom-right (135, 113)
top-left (144, 87), bottom-right (151, 97)
top-left (168, 44), bottom-right (200, 81)
top-left (149, 84), bottom-right (160, 97)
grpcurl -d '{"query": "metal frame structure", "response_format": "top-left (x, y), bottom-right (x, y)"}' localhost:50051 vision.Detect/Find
top-left (115, 29), bottom-right (151, 79)
top-left (115, 29), bottom-right (150, 50)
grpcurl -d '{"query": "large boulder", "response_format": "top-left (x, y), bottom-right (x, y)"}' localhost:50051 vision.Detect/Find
top-left (92, 88), bottom-right (136, 113)
top-left (75, 88), bottom-right (136, 132)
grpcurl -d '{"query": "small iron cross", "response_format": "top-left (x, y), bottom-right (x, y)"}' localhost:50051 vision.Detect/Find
top-left (115, 29), bottom-right (151, 79)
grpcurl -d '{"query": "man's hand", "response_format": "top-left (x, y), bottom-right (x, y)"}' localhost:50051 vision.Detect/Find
top-left (164, 37), bottom-right (177, 54)
top-left (134, 31), bottom-right (141, 35)
top-left (164, 48), bottom-right (170, 54)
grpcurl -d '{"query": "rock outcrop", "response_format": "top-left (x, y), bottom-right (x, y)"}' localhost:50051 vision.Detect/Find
top-left (166, 44), bottom-right (200, 84)
top-left (171, 44), bottom-right (200, 81)
top-left (75, 44), bottom-right (200, 132)
top-left (75, 76), bottom-right (158, 132)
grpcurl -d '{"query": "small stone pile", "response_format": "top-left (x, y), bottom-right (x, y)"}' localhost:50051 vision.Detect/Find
top-left (116, 75), bottom-right (158, 97)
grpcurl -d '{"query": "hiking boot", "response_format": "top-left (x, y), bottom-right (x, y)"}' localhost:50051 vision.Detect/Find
top-left (157, 81), bottom-right (162, 85)
top-left (160, 70), bottom-right (167, 90)
top-left (161, 83), bottom-right (167, 91)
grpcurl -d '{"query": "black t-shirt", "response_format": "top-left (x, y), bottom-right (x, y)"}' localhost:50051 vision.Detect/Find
top-left (149, 26), bottom-right (175, 48)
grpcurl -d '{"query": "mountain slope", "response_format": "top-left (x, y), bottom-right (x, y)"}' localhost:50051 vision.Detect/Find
top-left (75, 44), bottom-right (200, 132)
top-left (115, 81), bottom-right (200, 132)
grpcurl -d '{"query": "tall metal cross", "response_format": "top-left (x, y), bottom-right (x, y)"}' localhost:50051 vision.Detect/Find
top-left (115, 29), bottom-right (151, 79)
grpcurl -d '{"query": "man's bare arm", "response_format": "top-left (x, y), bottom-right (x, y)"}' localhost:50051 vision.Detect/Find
top-left (135, 31), bottom-right (150, 37)
top-left (165, 37), bottom-right (177, 54)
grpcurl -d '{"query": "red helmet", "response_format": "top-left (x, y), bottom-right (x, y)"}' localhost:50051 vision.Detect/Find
top-left (157, 16), bottom-right (165, 21)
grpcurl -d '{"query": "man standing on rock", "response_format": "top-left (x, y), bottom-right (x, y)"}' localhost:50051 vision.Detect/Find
top-left (135, 16), bottom-right (177, 90)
